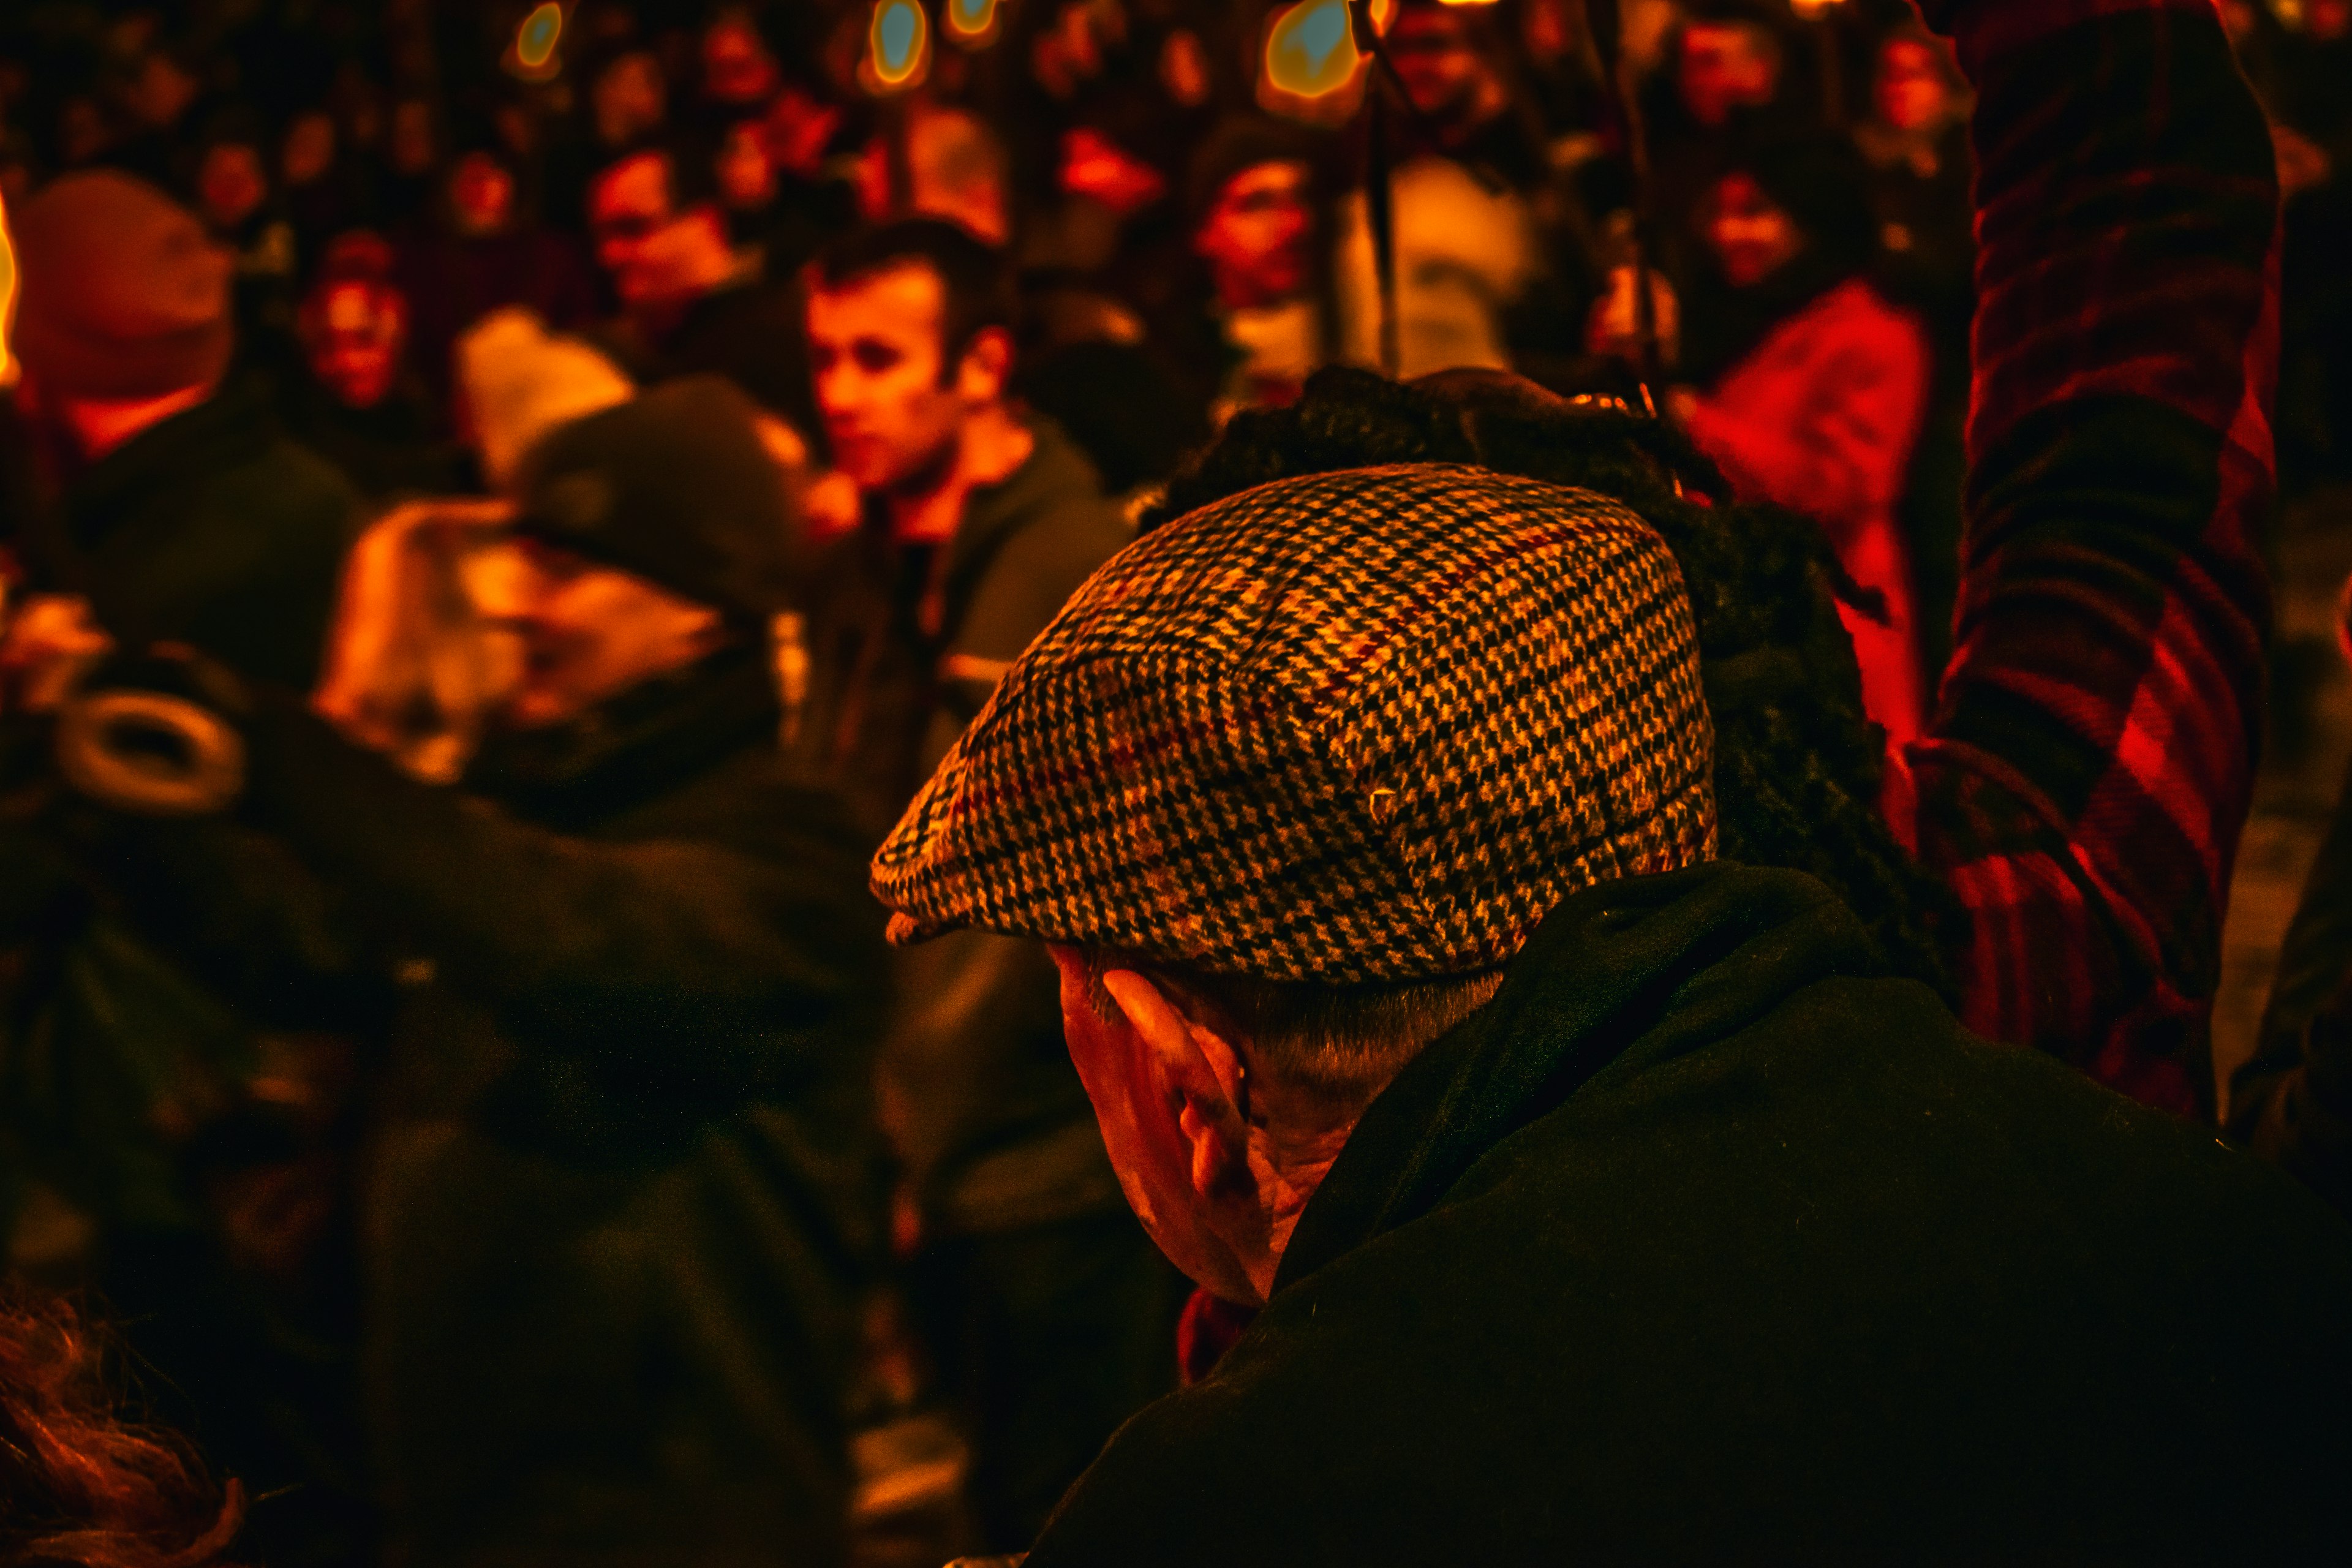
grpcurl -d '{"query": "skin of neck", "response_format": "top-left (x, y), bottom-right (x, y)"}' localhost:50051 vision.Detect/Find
top-left (887, 400), bottom-right (1034, 547)
top-left (56, 380), bottom-right (217, 462)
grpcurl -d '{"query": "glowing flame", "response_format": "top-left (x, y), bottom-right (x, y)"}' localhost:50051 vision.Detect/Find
top-left (870, 0), bottom-right (931, 89)
top-left (1264, 0), bottom-right (1393, 100)
top-left (944, 0), bottom-right (1000, 45)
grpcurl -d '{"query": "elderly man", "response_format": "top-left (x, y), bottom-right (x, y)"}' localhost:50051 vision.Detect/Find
top-left (865, 0), bottom-right (2352, 1560)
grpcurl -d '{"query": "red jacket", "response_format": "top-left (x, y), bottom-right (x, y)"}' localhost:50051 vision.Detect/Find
top-left (1683, 278), bottom-right (1933, 747)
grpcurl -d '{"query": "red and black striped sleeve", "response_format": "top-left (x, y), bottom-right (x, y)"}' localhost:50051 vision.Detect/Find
top-left (1900, 0), bottom-right (2280, 1117)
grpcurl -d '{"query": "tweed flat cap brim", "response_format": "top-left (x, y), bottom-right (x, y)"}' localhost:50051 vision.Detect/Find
top-left (871, 464), bottom-right (1717, 983)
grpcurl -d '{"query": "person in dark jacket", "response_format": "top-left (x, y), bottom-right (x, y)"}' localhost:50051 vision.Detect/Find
top-left (12, 168), bottom-right (360, 693)
top-left (47, 378), bottom-right (886, 1566)
top-left (800, 220), bottom-right (1182, 1551)
top-left (857, 2), bottom-right (2352, 1561)
top-left (867, 460), bottom-right (2352, 1566)
top-left (3, 169), bottom-right (377, 1564)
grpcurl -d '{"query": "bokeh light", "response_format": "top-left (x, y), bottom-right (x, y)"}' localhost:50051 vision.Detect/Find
top-left (1264, 0), bottom-right (1393, 100)
top-left (870, 0), bottom-right (932, 89)
top-left (944, 0), bottom-right (1001, 47)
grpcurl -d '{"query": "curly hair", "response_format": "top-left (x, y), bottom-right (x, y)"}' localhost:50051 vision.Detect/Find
top-left (1140, 367), bottom-right (1961, 999)
top-left (0, 1289), bottom-right (243, 1568)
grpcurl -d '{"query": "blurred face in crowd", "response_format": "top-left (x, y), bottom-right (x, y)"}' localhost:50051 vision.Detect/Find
top-left (448, 151), bottom-right (516, 237)
top-left (807, 261), bottom-right (1008, 496)
top-left (303, 280), bottom-right (405, 409)
top-left (1196, 160), bottom-right (1314, 312)
top-left (197, 141), bottom-right (267, 232)
top-left (1679, 21), bottom-right (1782, 129)
top-left (716, 120), bottom-right (777, 210)
top-left (1703, 172), bottom-right (1802, 288)
top-left (703, 13), bottom-right (778, 107)
top-left (766, 84), bottom-right (843, 179)
top-left (477, 538), bottom-right (724, 729)
top-left (282, 111), bottom-right (336, 187)
top-left (593, 50), bottom-right (667, 148)
top-left (588, 151), bottom-right (730, 311)
top-left (1875, 37), bottom-right (1960, 135)
top-left (1387, 7), bottom-right (1493, 125)
top-left (1059, 128), bottom-right (1167, 219)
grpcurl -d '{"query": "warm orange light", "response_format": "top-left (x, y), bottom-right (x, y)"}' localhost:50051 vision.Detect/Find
top-left (0, 184), bottom-right (17, 385)
top-left (1264, 0), bottom-right (1394, 100)
top-left (869, 0), bottom-right (932, 90)
top-left (516, 2), bottom-right (563, 67)
top-left (944, 0), bottom-right (1001, 47)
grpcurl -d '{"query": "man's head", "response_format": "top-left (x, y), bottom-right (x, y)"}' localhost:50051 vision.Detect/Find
top-left (447, 148), bottom-right (518, 237)
top-left (1703, 135), bottom-right (1878, 287)
top-left (1676, 15), bottom-right (1784, 129)
top-left (195, 132), bottom-right (268, 233)
top-left (805, 219), bottom-right (1017, 496)
top-left (702, 7), bottom-right (781, 108)
top-left (853, 104), bottom-right (1012, 246)
top-left (590, 46), bottom-right (668, 148)
top-left (1700, 170), bottom-right (1800, 288)
top-left (13, 170), bottom-right (234, 437)
top-left (1188, 117), bottom-right (1317, 313)
top-left (870, 464), bottom-right (1716, 1299)
top-left (491, 376), bottom-right (807, 728)
top-left (1385, 2), bottom-right (1503, 130)
top-left (300, 270), bottom-right (407, 410)
top-left (586, 141), bottom-right (734, 314)
top-left (1873, 28), bottom-right (1964, 137)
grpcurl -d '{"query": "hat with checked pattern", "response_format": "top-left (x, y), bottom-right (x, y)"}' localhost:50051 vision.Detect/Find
top-left (869, 463), bottom-right (1716, 982)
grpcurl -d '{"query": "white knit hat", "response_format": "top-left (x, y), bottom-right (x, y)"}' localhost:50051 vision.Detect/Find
top-left (456, 307), bottom-right (634, 489)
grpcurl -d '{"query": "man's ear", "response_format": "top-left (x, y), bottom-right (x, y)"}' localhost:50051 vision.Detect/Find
top-left (956, 325), bottom-right (1015, 404)
top-left (1100, 969), bottom-right (1252, 1204)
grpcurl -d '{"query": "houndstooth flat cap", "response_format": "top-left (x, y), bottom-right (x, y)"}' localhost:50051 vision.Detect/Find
top-left (870, 463), bottom-right (1717, 982)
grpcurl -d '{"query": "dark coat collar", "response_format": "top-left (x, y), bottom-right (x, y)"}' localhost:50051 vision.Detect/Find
top-left (1276, 861), bottom-right (1887, 1292)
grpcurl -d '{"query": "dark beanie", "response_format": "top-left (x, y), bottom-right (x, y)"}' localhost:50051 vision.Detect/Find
top-left (1185, 115), bottom-right (1319, 228)
top-left (15, 170), bottom-right (235, 400)
top-left (512, 376), bottom-right (809, 623)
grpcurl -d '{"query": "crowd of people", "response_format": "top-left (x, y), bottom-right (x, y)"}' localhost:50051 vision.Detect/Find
top-left (0, 0), bottom-right (2349, 1564)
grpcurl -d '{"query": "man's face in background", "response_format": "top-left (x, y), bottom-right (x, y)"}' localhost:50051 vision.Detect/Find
top-left (806, 262), bottom-right (970, 495)
top-left (1874, 38), bottom-right (1959, 135)
top-left (1702, 172), bottom-right (1801, 289)
top-left (1196, 160), bottom-right (1313, 312)
top-left (197, 140), bottom-right (267, 231)
top-left (304, 280), bottom-right (404, 409)
top-left (1678, 21), bottom-right (1781, 129)
top-left (448, 151), bottom-right (516, 237)
top-left (1387, 8), bottom-right (1489, 125)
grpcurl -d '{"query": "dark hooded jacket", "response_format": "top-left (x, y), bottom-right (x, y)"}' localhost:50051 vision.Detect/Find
top-left (1028, 863), bottom-right (2352, 1566)
top-left (76, 646), bottom-right (886, 1567)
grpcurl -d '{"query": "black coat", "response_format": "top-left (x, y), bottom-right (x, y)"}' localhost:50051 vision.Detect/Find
top-left (55, 375), bottom-right (360, 690)
top-left (1030, 863), bottom-right (2352, 1566)
top-left (94, 648), bottom-right (888, 1566)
